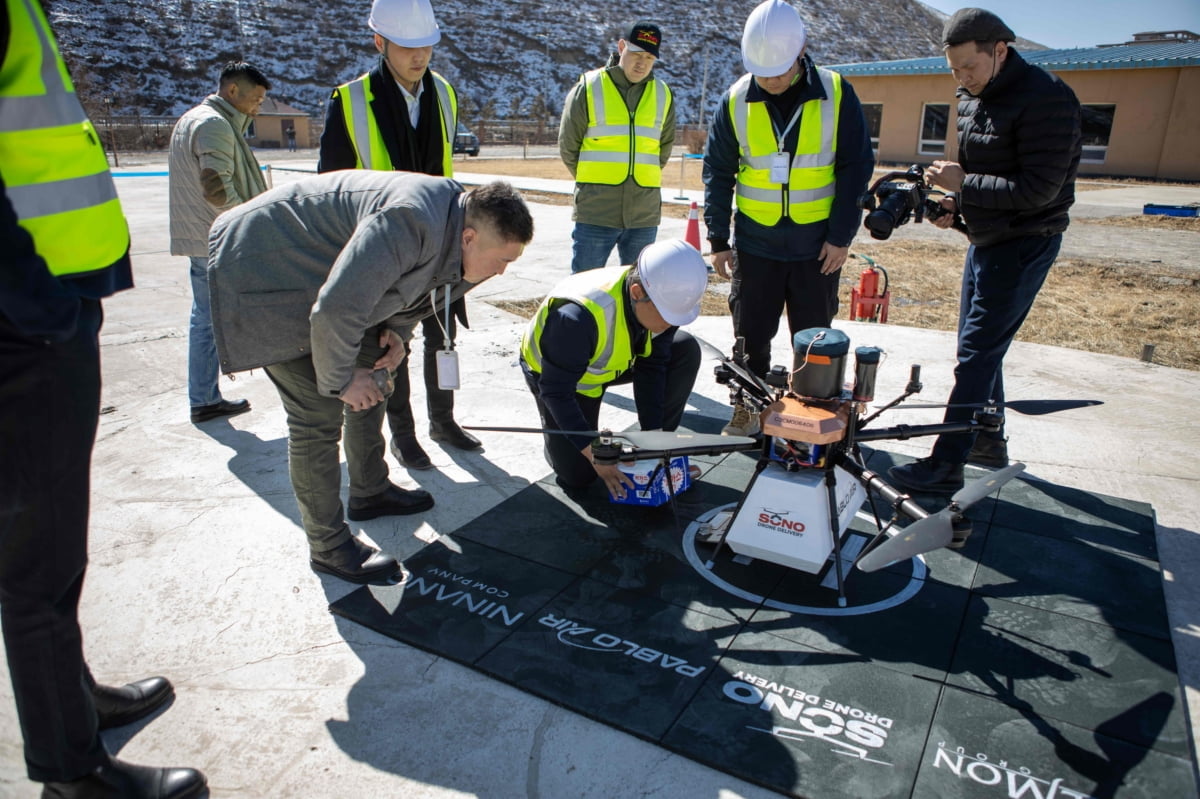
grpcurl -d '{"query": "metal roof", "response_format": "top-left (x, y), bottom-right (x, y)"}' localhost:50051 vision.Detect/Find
top-left (830, 43), bottom-right (1200, 76)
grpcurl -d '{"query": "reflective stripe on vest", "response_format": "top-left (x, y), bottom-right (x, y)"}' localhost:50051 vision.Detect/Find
top-left (576, 70), bottom-right (671, 188)
top-left (0, 0), bottom-right (129, 277)
top-left (337, 70), bottom-right (456, 176)
top-left (729, 68), bottom-right (842, 226)
top-left (521, 266), bottom-right (652, 398)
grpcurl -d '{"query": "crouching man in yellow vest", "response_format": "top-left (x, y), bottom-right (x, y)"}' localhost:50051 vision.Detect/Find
top-left (519, 240), bottom-right (707, 498)
top-left (559, 20), bottom-right (675, 274)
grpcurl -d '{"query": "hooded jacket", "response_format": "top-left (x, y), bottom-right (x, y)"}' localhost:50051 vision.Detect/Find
top-left (168, 95), bottom-right (267, 256)
top-left (953, 48), bottom-right (1082, 247)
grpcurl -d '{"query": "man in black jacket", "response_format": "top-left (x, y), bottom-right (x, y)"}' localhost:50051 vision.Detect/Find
top-left (889, 8), bottom-right (1081, 494)
top-left (318, 0), bottom-right (481, 473)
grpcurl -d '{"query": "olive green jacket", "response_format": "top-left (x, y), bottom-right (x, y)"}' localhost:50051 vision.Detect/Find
top-left (558, 65), bottom-right (676, 229)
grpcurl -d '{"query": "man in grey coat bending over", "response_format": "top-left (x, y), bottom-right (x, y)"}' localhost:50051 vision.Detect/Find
top-left (209, 172), bottom-right (533, 584)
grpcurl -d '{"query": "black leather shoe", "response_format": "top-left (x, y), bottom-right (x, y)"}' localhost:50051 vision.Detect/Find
top-left (94, 676), bottom-right (174, 730)
top-left (887, 457), bottom-right (964, 493)
top-left (429, 420), bottom-right (482, 451)
top-left (347, 484), bottom-right (434, 521)
top-left (310, 536), bottom-right (401, 584)
top-left (190, 398), bottom-right (250, 423)
top-left (41, 757), bottom-right (206, 799)
top-left (390, 435), bottom-right (433, 470)
top-left (967, 435), bottom-right (1009, 468)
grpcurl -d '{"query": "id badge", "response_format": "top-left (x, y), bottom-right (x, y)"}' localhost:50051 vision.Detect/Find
top-left (435, 349), bottom-right (460, 390)
top-left (769, 152), bottom-right (790, 184)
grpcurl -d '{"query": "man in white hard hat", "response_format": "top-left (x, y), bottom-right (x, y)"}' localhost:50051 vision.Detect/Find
top-left (704, 0), bottom-right (874, 436)
top-left (319, 0), bottom-right (481, 474)
top-left (519, 240), bottom-right (706, 498)
top-left (559, 21), bottom-right (676, 273)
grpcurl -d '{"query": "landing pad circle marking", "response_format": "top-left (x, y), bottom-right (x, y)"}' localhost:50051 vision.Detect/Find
top-left (682, 503), bottom-right (926, 617)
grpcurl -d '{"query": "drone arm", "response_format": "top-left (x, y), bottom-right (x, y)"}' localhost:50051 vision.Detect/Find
top-left (834, 455), bottom-right (930, 525)
top-left (854, 416), bottom-right (1000, 443)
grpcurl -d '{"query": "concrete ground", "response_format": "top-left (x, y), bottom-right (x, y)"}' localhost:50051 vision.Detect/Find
top-left (1, 153), bottom-right (1198, 798)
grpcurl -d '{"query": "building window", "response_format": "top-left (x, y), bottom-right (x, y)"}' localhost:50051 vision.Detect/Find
top-left (862, 103), bottom-right (882, 151)
top-left (919, 104), bottom-right (949, 156)
top-left (1081, 104), bottom-right (1116, 164)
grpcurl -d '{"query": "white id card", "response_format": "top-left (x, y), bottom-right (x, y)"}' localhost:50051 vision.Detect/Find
top-left (769, 152), bottom-right (790, 184)
top-left (435, 349), bottom-right (460, 390)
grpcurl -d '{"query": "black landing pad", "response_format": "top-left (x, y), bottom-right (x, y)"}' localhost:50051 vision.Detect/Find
top-left (330, 448), bottom-right (1195, 798)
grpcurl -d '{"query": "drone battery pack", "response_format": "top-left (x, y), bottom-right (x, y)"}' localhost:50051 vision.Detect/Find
top-left (760, 396), bottom-right (850, 444)
top-left (609, 456), bottom-right (691, 507)
top-left (724, 464), bottom-right (866, 573)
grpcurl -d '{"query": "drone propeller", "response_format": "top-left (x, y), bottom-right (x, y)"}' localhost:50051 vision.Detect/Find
top-left (887, 399), bottom-right (1102, 416)
top-left (693, 336), bottom-right (775, 401)
top-left (856, 462), bottom-right (1026, 573)
top-left (463, 425), bottom-right (754, 453)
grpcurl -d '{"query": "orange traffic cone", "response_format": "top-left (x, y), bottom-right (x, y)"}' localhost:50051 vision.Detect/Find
top-left (684, 201), bottom-right (702, 252)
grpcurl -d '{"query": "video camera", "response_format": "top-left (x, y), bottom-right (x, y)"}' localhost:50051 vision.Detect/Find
top-left (857, 164), bottom-right (956, 240)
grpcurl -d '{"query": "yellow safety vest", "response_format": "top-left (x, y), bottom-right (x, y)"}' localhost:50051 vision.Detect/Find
top-left (0, 0), bottom-right (129, 277)
top-left (335, 69), bottom-right (457, 176)
top-left (729, 68), bottom-right (842, 226)
top-left (521, 266), bottom-right (652, 398)
top-left (576, 69), bottom-right (671, 188)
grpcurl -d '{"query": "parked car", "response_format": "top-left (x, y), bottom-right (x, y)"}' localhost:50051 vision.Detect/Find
top-left (453, 122), bottom-right (480, 157)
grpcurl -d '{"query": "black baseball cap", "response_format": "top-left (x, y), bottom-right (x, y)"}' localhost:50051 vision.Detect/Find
top-left (942, 8), bottom-right (1016, 46)
top-left (624, 21), bottom-right (662, 58)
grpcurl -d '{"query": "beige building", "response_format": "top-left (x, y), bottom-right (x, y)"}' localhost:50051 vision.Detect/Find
top-left (245, 97), bottom-right (313, 149)
top-left (832, 38), bottom-right (1200, 182)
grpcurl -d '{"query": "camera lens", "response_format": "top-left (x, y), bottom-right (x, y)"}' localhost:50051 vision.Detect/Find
top-left (865, 208), bottom-right (896, 239)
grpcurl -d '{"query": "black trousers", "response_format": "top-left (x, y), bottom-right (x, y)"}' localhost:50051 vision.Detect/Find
top-left (728, 249), bottom-right (839, 376)
top-left (0, 299), bottom-right (107, 782)
top-left (387, 312), bottom-right (457, 438)
top-left (525, 331), bottom-right (701, 488)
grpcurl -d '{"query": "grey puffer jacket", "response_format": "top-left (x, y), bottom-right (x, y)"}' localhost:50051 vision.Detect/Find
top-left (955, 48), bottom-right (1081, 247)
top-left (208, 171), bottom-right (471, 396)
top-left (168, 95), bottom-right (267, 256)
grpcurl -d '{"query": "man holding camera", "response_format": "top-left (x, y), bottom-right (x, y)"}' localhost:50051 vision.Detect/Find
top-left (888, 8), bottom-right (1081, 493)
top-left (703, 0), bottom-right (874, 437)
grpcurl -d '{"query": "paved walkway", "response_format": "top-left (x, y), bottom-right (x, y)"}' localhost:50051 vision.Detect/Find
top-left (1, 156), bottom-right (1197, 798)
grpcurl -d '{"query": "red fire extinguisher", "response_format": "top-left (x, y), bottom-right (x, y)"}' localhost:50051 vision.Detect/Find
top-left (849, 254), bottom-right (890, 323)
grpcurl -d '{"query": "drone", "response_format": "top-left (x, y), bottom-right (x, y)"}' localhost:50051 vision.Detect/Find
top-left (468, 329), bottom-right (1100, 606)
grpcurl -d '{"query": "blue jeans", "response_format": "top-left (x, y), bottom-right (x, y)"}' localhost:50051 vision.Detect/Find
top-left (570, 223), bottom-right (657, 273)
top-left (188, 256), bottom-right (223, 407)
top-left (931, 233), bottom-right (1062, 464)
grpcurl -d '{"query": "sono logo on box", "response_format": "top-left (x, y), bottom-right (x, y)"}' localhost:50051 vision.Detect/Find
top-left (725, 464), bottom-right (865, 573)
top-left (610, 456), bottom-right (691, 507)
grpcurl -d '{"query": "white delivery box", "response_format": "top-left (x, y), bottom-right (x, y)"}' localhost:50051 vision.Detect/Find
top-left (725, 464), bottom-right (866, 573)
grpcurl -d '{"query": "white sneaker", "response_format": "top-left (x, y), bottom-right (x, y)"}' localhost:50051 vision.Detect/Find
top-left (721, 403), bottom-right (760, 436)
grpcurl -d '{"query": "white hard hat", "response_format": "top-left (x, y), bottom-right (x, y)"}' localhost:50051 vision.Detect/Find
top-left (369, 0), bottom-right (441, 47)
top-left (741, 0), bottom-right (806, 77)
top-left (636, 240), bottom-right (708, 327)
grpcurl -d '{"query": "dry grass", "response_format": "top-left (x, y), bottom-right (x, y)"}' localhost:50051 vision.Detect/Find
top-left (480, 159), bottom-right (1200, 371)
top-left (845, 240), bottom-right (1200, 371)
top-left (1090, 214), bottom-right (1200, 232)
